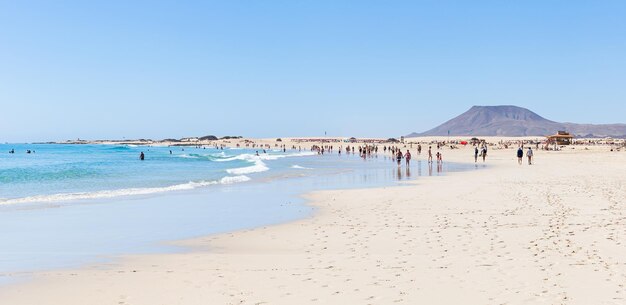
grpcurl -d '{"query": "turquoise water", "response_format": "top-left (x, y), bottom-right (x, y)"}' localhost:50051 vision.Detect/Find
top-left (0, 144), bottom-right (313, 203)
top-left (0, 144), bottom-right (476, 285)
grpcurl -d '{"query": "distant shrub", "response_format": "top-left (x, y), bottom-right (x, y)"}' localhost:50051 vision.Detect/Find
top-left (199, 135), bottom-right (218, 141)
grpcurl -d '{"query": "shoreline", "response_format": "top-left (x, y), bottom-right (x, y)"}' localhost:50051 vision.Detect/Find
top-left (0, 157), bottom-right (473, 289)
top-left (0, 146), bottom-right (473, 287)
top-left (25, 135), bottom-right (626, 148)
top-left (1, 144), bottom-right (625, 304)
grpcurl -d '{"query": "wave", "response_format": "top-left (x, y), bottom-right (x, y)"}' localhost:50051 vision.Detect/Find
top-left (0, 175), bottom-right (251, 205)
top-left (103, 145), bottom-right (132, 151)
top-left (177, 152), bottom-right (229, 161)
top-left (215, 151), bottom-right (316, 162)
top-left (219, 175), bottom-right (251, 184)
top-left (226, 159), bottom-right (269, 175)
top-left (177, 153), bottom-right (204, 159)
top-left (220, 151), bottom-right (316, 174)
top-left (291, 165), bottom-right (313, 170)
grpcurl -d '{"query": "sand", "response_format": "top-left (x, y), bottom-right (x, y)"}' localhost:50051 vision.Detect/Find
top-left (1, 143), bottom-right (625, 304)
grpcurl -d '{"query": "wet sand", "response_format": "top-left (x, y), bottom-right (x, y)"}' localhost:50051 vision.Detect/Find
top-left (1, 144), bottom-right (625, 304)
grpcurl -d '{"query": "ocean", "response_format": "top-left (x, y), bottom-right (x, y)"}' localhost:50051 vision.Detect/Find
top-left (0, 143), bottom-right (474, 285)
top-left (0, 144), bottom-right (318, 204)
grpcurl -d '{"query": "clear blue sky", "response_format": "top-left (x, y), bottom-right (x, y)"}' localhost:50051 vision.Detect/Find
top-left (1, 1), bottom-right (625, 142)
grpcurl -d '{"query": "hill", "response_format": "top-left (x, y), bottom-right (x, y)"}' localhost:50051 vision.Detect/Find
top-left (408, 105), bottom-right (626, 137)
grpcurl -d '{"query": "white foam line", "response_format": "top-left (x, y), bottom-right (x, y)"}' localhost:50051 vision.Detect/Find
top-left (226, 160), bottom-right (269, 175)
top-left (0, 176), bottom-right (251, 205)
top-left (222, 151), bottom-right (316, 174)
top-left (291, 165), bottom-right (313, 170)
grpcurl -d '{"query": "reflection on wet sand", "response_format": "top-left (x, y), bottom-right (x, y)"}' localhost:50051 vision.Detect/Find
top-left (391, 160), bottom-right (448, 180)
top-left (349, 155), bottom-right (464, 184)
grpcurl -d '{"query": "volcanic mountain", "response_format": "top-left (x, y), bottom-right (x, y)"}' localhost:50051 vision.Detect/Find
top-left (408, 105), bottom-right (626, 137)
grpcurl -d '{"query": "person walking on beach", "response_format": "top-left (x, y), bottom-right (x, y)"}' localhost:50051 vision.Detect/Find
top-left (527, 147), bottom-right (534, 165)
top-left (474, 146), bottom-right (479, 163)
top-left (405, 150), bottom-right (411, 167)
top-left (428, 146), bottom-right (433, 163)
top-left (481, 146), bottom-right (487, 162)
top-left (417, 144), bottom-right (422, 155)
top-left (396, 149), bottom-right (403, 166)
top-left (139, 152), bottom-right (145, 160)
top-left (517, 147), bottom-right (523, 165)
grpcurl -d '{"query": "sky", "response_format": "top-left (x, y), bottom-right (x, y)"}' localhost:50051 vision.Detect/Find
top-left (1, 1), bottom-right (625, 142)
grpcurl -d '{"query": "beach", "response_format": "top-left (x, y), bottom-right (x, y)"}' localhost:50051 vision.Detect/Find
top-left (1, 140), bottom-right (624, 304)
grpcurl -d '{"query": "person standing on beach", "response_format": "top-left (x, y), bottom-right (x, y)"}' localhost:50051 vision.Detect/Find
top-left (517, 147), bottom-right (523, 165)
top-left (405, 150), bottom-right (411, 167)
top-left (417, 144), bottom-right (422, 155)
top-left (527, 147), bottom-right (534, 165)
top-left (396, 149), bottom-right (403, 166)
top-left (474, 146), bottom-right (479, 163)
top-left (481, 146), bottom-right (487, 162)
top-left (428, 146), bottom-right (433, 163)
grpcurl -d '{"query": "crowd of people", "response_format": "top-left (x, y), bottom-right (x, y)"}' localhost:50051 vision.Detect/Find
top-left (259, 140), bottom-right (542, 169)
top-left (119, 138), bottom-right (618, 164)
top-left (306, 143), bottom-right (450, 169)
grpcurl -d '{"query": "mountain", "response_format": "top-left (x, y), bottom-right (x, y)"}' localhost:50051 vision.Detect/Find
top-left (408, 105), bottom-right (626, 137)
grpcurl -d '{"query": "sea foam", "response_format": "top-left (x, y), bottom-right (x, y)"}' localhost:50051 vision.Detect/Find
top-left (291, 165), bottom-right (313, 169)
top-left (0, 175), bottom-right (251, 205)
top-left (222, 151), bottom-right (316, 175)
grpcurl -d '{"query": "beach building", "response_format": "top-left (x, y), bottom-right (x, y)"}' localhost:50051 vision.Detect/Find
top-left (547, 131), bottom-right (574, 145)
top-left (180, 137), bottom-right (199, 142)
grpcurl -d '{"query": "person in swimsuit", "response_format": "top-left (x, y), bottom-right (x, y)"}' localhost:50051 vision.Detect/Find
top-left (427, 146), bottom-right (433, 163)
top-left (396, 150), bottom-right (403, 166)
top-left (139, 152), bottom-right (145, 160)
top-left (405, 150), bottom-right (411, 166)
top-left (481, 146), bottom-right (487, 162)
top-left (474, 146), bottom-right (479, 162)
